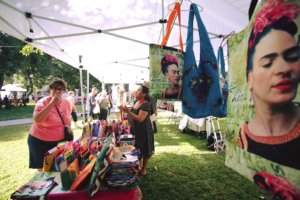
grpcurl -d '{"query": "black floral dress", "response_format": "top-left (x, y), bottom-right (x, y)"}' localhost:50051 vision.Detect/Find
top-left (131, 102), bottom-right (155, 157)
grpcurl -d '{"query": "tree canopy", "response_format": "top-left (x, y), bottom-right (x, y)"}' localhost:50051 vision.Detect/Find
top-left (0, 32), bottom-right (101, 97)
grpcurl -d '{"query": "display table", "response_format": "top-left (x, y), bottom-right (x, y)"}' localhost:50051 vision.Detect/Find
top-left (12, 166), bottom-right (142, 200)
top-left (179, 114), bottom-right (206, 133)
top-left (12, 125), bottom-right (141, 200)
top-left (46, 186), bottom-right (142, 200)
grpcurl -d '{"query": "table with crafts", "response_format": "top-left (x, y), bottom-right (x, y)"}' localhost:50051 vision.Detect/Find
top-left (11, 120), bottom-right (142, 200)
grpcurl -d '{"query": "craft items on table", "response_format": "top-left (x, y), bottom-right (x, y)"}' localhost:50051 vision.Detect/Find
top-left (11, 172), bottom-right (57, 199)
top-left (12, 120), bottom-right (141, 199)
top-left (106, 145), bottom-right (140, 190)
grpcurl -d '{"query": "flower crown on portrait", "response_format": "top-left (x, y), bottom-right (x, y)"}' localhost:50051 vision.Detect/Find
top-left (249, 0), bottom-right (300, 51)
top-left (161, 54), bottom-right (178, 66)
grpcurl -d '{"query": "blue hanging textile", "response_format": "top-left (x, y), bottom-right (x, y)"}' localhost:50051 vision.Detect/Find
top-left (218, 46), bottom-right (228, 117)
top-left (182, 3), bottom-right (226, 118)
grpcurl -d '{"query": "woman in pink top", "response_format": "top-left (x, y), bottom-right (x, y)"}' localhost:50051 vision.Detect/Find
top-left (28, 78), bottom-right (72, 170)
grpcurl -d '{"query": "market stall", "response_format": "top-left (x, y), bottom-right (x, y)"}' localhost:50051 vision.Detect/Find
top-left (11, 120), bottom-right (142, 200)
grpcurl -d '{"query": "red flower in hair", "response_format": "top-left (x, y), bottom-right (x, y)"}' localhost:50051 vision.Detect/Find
top-left (161, 54), bottom-right (178, 65)
top-left (250, 0), bottom-right (300, 49)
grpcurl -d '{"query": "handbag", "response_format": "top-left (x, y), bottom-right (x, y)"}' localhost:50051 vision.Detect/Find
top-left (55, 105), bottom-right (74, 141)
top-left (93, 102), bottom-right (100, 114)
top-left (182, 3), bottom-right (224, 118)
top-left (149, 2), bottom-right (184, 104)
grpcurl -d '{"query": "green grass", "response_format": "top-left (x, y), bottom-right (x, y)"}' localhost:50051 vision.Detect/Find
top-left (0, 103), bottom-right (35, 121)
top-left (0, 121), bottom-right (269, 200)
top-left (140, 122), bottom-right (269, 200)
top-left (0, 104), bottom-right (84, 122)
top-left (0, 124), bottom-right (82, 200)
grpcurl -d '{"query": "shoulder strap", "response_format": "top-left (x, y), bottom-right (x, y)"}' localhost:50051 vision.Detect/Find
top-left (161, 2), bottom-right (183, 51)
top-left (186, 3), bottom-right (217, 67)
top-left (55, 105), bottom-right (65, 126)
top-left (218, 46), bottom-right (226, 79)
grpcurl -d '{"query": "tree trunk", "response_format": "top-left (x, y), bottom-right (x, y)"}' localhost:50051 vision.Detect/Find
top-left (25, 74), bottom-right (33, 98)
top-left (0, 73), bottom-right (4, 91)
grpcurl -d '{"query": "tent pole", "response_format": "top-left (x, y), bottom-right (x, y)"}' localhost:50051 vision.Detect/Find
top-left (79, 67), bottom-right (85, 123)
top-left (161, 0), bottom-right (165, 38)
top-left (86, 69), bottom-right (90, 120)
top-left (173, 23), bottom-right (220, 37)
top-left (79, 55), bottom-right (85, 123)
top-left (0, 16), bottom-right (26, 38)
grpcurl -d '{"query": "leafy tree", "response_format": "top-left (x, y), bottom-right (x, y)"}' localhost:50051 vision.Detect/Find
top-left (1, 33), bottom-right (101, 96)
top-left (0, 32), bottom-right (24, 89)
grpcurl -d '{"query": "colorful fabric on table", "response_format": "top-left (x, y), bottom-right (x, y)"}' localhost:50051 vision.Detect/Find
top-left (106, 150), bottom-right (140, 190)
top-left (88, 144), bottom-right (114, 197)
top-left (91, 120), bottom-right (101, 137)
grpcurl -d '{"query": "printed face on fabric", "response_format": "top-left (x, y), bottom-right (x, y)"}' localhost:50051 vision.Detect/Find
top-left (165, 64), bottom-right (181, 85)
top-left (246, 0), bottom-right (300, 106)
top-left (248, 30), bottom-right (300, 105)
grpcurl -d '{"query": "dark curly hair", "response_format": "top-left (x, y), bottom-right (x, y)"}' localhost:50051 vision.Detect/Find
top-left (161, 54), bottom-right (179, 75)
top-left (49, 77), bottom-right (67, 90)
top-left (246, 17), bottom-right (298, 80)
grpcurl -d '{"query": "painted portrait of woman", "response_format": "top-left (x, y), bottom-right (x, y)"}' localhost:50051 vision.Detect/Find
top-left (224, 1), bottom-right (300, 198)
top-left (236, 0), bottom-right (300, 170)
top-left (160, 54), bottom-right (182, 100)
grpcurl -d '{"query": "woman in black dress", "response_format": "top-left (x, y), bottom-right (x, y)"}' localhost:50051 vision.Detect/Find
top-left (119, 85), bottom-right (154, 176)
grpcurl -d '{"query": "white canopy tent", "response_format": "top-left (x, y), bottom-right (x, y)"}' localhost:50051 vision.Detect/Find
top-left (1, 84), bottom-right (27, 99)
top-left (0, 0), bottom-right (251, 83)
top-left (1, 84), bottom-right (27, 92)
top-left (0, 0), bottom-right (252, 117)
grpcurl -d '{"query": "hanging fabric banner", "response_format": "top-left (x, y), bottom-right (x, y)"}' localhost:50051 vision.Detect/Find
top-left (149, 2), bottom-right (184, 112)
top-left (225, 0), bottom-right (300, 199)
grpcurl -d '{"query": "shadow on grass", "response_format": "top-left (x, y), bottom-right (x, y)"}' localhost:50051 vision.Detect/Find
top-left (140, 152), bottom-right (269, 200)
top-left (0, 105), bottom-right (35, 121)
top-left (0, 124), bottom-right (31, 142)
top-left (147, 122), bottom-right (269, 200)
top-left (154, 123), bottom-right (208, 152)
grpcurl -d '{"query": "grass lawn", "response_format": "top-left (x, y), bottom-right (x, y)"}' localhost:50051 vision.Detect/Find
top-left (0, 103), bottom-right (83, 122)
top-left (0, 124), bottom-right (82, 200)
top-left (0, 103), bottom-right (35, 121)
top-left (0, 121), bottom-right (269, 200)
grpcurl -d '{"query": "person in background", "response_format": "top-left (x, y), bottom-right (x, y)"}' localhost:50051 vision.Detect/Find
top-left (28, 78), bottom-right (72, 171)
top-left (35, 91), bottom-right (43, 103)
top-left (98, 91), bottom-right (110, 120)
top-left (3, 95), bottom-right (11, 109)
top-left (107, 91), bottom-right (113, 115)
top-left (237, 1), bottom-right (300, 170)
top-left (87, 87), bottom-right (98, 122)
top-left (0, 95), bottom-right (3, 109)
top-left (118, 85), bottom-right (154, 177)
top-left (143, 81), bottom-right (158, 133)
top-left (67, 91), bottom-right (80, 128)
